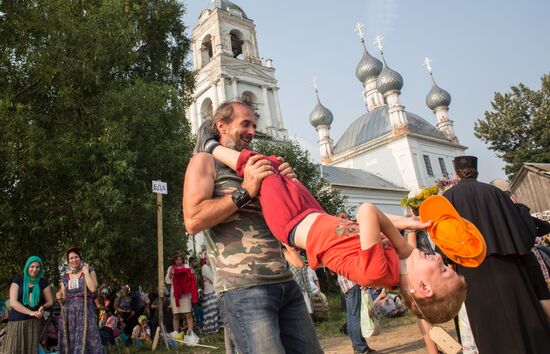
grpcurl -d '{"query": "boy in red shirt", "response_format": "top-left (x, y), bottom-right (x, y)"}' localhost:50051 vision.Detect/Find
top-left (194, 119), bottom-right (467, 324)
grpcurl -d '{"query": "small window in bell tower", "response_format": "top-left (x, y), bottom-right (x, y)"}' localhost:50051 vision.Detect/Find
top-left (200, 34), bottom-right (213, 67)
top-left (230, 30), bottom-right (244, 59)
top-left (241, 91), bottom-right (260, 119)
top-left (200, 98), bottom-right (213, 120)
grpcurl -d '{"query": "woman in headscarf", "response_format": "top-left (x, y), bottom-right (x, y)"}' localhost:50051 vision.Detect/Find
top-left (1, 256), bottom-right (53, 354)
top-left (56, 246), bottom-right (105, 353)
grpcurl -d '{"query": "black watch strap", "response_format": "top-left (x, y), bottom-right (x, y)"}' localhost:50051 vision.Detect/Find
top-left (232, 187), bottom-right (252, 209)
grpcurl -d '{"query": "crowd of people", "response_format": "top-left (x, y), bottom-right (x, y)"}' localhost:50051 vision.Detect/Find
top-left (1, 100), bottom-right (550, 354)
top-left (184, 101), bottom-right (550, 354)
top-left (0, 247), bottom-right (225, 353)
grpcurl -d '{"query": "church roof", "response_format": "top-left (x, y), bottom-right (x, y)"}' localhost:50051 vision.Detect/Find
top-left (332, 107), bottom-right (447, 154)
top-left (321, 165), bottom-right (406, 191)
top-left (208, 0), bottom-right (248, 19)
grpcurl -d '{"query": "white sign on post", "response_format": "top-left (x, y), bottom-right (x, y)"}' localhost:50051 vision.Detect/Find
top-left (152, 180), bottom-right (168, 194)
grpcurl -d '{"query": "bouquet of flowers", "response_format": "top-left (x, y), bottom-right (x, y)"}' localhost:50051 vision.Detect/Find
top-left (435, 177), bottom-right (458, 192)
top-left (400, 185), bottom-right (440, 210)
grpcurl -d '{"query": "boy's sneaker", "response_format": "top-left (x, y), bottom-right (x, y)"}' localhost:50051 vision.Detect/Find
top-left (194, 119), bottom-right (220, 154)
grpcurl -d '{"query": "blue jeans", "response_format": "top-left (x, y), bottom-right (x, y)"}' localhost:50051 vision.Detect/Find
top-left (218, 280), bottom-right (323, 354)
top-left (345, 285), bottom-right (369, 353)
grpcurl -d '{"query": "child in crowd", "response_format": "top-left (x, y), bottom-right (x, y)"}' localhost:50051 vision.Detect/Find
top-left (193, 119), bottom-right (470, 324)
top-left (131, 315), bottom-right (151, 346)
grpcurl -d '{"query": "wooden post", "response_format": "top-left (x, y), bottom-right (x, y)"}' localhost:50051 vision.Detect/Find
top-left (152, 180), bottom-right (168, 350)
top-left (157, 192), bottom-right (164, 337)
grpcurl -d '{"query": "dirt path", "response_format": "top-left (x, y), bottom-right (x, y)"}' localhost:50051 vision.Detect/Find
top-left (320, 319), bottom-right (457, 354)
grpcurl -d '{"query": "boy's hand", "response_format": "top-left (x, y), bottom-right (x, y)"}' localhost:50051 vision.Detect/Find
top-left (276, 157), bottom-right (297, 180)
top-left (242, 155), bottom-right (274, 197)
top-left (390, 215), bottom-right (432, 230)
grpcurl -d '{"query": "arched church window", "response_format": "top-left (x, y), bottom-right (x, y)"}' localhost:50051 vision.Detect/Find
top-left (200, 34), bottom-right (213, 67)
top-left (200, 98), bottom-right (213, 120)
top-left (241, 91), bottom-right (260, 119)
top-left (230, 30), bottom-right (244, 59)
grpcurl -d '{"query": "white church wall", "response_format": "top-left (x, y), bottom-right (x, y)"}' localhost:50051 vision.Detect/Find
top-left (331, 137), bottom-right (419, 190)
top-left (331, 135), bottom-right (466, 190)
top-left (333, 185), bottom-right (406, 215)
top-left (408, 136), bottom-right (466, 186)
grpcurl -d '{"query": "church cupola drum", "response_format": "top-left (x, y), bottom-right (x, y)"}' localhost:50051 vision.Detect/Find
top-left (424, 57), bottom-right (457, 143)
top-left (309, 77), bottom-right (334, 163)
top-left (354, 23), bottom-right (385, 111)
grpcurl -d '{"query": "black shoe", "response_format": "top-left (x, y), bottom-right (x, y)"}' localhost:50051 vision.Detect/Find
top-left (194, 119), bottom-right (219, 154)
top-left (355, 347), bottom-right (377, 354)
top-left (339, 322), bottom-right (348, 335)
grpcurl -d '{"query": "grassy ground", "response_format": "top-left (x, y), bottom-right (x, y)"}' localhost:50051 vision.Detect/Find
top-left (106, 291), bottom-right (414, 353)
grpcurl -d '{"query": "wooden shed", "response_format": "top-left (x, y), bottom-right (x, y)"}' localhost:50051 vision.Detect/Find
top-left (511, 163), bottom-right (550, 218)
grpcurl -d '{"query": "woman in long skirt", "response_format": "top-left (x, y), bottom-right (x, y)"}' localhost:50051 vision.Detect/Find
top-left (1, 256), bottom-right (53, 354)
top-left (57, 246), bottom-right (105, 354)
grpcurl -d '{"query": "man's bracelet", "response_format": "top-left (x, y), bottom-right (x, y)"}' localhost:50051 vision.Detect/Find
top-left (231, 187), bottom-right (252, 209)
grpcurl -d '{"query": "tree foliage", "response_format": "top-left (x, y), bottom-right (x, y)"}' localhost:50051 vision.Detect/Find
top-left (253, 138), bottom-right (349, 216)
top-left (0, 0), bottom-right (195, 288)
top-left (474, 73), bottom-right (550, 178)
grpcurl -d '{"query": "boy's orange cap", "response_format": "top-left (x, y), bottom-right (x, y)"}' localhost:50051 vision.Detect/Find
top-left (419, 196), bottom-right (486, 268)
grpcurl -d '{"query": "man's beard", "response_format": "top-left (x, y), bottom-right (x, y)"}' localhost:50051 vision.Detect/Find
top-left (225, 137), bottom-right (246, 151)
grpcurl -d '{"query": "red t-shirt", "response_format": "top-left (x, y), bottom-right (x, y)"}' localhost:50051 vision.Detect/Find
top-left (306, 214), bottom-right (400, 289)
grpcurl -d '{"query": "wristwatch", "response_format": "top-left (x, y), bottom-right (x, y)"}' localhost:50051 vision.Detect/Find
top-left (231, 187), bottom-right (252, 209)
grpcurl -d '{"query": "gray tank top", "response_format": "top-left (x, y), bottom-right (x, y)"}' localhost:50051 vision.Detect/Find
top-left (202, 160), bottom-right (292, 293)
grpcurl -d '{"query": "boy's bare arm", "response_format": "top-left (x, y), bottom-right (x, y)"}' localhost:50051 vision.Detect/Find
top-left (386, 214), bottom-right (432, 230)
top-left (282, 244), bottom-right (305, 269)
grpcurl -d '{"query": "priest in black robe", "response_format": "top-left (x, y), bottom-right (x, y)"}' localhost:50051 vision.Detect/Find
top-left (443, 156), bottom-right (550, 354)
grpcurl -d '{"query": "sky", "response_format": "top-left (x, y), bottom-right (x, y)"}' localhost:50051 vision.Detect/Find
top-left (183, 0), bottom-right (550, 183)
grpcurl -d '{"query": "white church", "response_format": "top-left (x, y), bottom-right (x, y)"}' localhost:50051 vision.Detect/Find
top-left (186, 0), bottom-right (467, 216)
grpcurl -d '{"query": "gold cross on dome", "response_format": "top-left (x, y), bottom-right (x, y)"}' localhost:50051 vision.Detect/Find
top-left (374, 35), bottom-right (384, 52)
top-left (424, 57), bottom-right (433, 73)
top-left (354, 22), bottom-right (365, 40)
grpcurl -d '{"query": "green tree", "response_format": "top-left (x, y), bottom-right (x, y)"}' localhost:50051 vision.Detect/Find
top-left (474, 73), bottom-right (550, 178)
top-left (0, 0), bottom-right (195, 288)
top-left (253, 138), bottom-right (348, 216)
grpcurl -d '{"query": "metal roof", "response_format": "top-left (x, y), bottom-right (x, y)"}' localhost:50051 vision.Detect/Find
top-left (332, 107), bottom-right (447, 154)
top-left (321, 165), bottom-right (406, 191)
top-left (524, 163), bottom-right (550, 173)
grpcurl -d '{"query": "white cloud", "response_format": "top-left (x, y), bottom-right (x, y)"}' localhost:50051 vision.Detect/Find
top-left (364, 0), bottom-right (398, 39)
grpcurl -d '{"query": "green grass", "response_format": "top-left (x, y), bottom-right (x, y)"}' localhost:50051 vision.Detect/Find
top-left (107, 292), bottom-right (414, 353)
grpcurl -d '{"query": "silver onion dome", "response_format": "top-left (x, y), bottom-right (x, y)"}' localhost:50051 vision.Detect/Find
top-left (208, 0), bottom-right (248, 19)
top-left (376, 63), bottom-right (403, 95)
top-left (309, 95), bottom-right (334, 128)
top-left (426, 83), bottom-right (451, 110)
top-left (356, 49), bottom-right (383, 84)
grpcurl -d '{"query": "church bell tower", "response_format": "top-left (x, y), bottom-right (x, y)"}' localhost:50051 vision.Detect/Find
top-left (187, 0), bottom-right (287, 139)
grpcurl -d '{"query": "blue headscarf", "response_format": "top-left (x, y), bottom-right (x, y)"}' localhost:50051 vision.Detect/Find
top-left (22, 256), bottom-right (44, 308)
